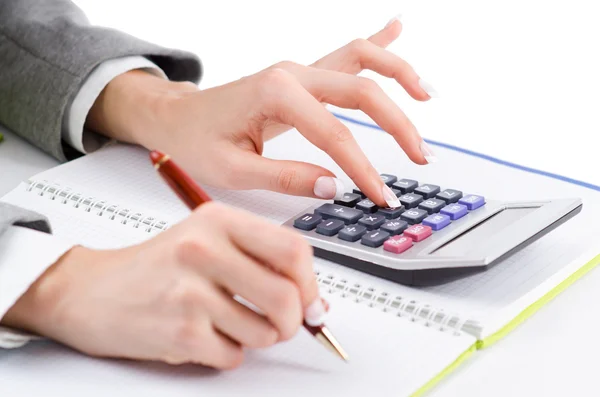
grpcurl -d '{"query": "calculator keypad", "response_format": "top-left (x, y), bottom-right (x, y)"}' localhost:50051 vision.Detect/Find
top-left (293, 175), bottom-right (485, 256)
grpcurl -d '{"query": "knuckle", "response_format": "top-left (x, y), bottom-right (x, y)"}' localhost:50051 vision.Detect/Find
top-left (322, 124), bottom-right (353, 153)
top-left (274, 167), bottom-right (299, 194)
top-left (271, 60), bottom-right (298, 70)
top-left (257, 68), bottom-right (293, 90)
top-left (270, 281), bottom-right (303, 340)
top-left (250, 327), bottom-right (279, 349)
top-left (349, 38), bottom-right (369, 54)
top-left (215, 348), bottom-right (245, 370)
top-left (356, 76), bottom-right (380, 98)
top-left (174, 238), bottom-right (209, 267)
top-left (286, 233), bottom-right (313, 266)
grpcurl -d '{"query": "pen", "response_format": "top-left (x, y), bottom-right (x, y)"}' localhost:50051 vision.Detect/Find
top-left (149, 150), bottom-right (349, 362)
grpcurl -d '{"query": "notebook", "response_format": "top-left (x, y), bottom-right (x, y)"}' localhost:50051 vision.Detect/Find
top-left (1, 117), bottom-right (599, 397)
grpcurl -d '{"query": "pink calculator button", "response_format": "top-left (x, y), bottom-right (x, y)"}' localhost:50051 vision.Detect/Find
top-left (384, 235), bottom-right (413, 254)
top-left (404, 224), bottom-right (432, 242)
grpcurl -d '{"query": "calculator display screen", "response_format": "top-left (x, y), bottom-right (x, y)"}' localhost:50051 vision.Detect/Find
top-left (430, 207), bottom-right (539, 257)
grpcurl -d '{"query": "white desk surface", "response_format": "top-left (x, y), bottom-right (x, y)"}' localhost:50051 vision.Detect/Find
top-left (2, 124), bottom-right (599, 396)
top-left (4, 0), bottom-right (600, 394)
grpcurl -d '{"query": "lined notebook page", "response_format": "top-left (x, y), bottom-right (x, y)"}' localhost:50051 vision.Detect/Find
top-left (0, 292), bottom-right (475, 396)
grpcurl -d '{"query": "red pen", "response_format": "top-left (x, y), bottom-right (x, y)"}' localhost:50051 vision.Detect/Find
top-left (150, 150), bottom-right (348, 361)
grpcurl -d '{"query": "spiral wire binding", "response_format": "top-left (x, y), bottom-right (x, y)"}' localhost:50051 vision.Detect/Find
top-left (26, 180), bottom-right (169, 233)
top-left (315, 270), bottom-right (466, 336)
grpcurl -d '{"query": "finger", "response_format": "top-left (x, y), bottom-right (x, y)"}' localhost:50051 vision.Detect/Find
top-left (255, 68), bottom-right (390, 207)
top-left (224, 208), bottom-right (320, 310)
top-left (195, 237), bottom-right (303, 341)
top-left (233, 152), bottom-right (346, 200)
top-left (366, 16), bottom-right (402, 48)
top-left (290, 67), bottom-right (428, 165)
top-left (199, 330), bottom-right (244, 369)
top-left (211, 288), bottom-right (279, 349)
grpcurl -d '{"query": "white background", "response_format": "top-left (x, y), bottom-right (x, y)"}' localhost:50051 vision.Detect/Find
top-left (74, 0), bottom-right (600, 187)
top-left (4, 1), bottom-right (595, 395)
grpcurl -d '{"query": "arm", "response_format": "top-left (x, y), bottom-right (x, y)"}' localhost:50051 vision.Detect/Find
top-left (0, 0), bottom-right (201, 160)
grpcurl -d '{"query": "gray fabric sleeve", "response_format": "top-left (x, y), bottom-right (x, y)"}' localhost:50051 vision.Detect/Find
top-left (0, 202), bottom-right (51, 237)
top-left (0, 0), bottom-right (202, 161)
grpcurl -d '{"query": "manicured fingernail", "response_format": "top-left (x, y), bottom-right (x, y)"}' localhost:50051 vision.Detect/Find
top-left (386, 13), bottom-right (403, 27)
top-left (305, 298), bottom-right (327, 326)
top-left (314, 176), bottom-right (345, 200)
top-left (382, 185), bottom-right (402, 208)
top-left (420, 141), bottom-right (439, 163)
top-left (418, 79), bottom-right (439, 98)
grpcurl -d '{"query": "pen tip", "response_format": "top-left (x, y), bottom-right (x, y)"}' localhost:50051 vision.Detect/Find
top-left (149, 150), bottom-right (166, 166)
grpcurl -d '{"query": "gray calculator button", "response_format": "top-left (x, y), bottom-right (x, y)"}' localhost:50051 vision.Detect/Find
top-left (315, 203), bottom-right (363, 224)
top-left (352, 188), bottom-right (366, 198)
top-left (316, 219), bottom-right (345, 236)
top-left (334, 192), bottom-right (361, 207)
top-left (358, 214), bottom-right (386, 230)
top-left (377, 206), bottom-right (405, 219)
top-left (356, 199), bottom-right (379, 213)
top-left (338, 224), bottom-right (368, 242)
top-left (293, 213), bottom-right (322, 230)
top-left (380, 220), bottom-right (408, 235)
top-left (400, 208), bottom-right (428, 224)
top-left (436, 189), bottom-right (463, 204)
top-left (392, 179), bottom-right (418, 194)
top-left (398, 193), bottom-right (423, 209)
top-left (418, 198), bottom-right (446, 214)
top-left (379, 174), bottom-right (398, 186)
top-left (361, 230), bottom-right (390, 248)
top-left (414, 184), bottom-right (441, 199)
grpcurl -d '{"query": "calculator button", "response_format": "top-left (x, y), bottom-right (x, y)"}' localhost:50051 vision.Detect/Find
top-left (392, 179), bottom-right (418, 194)
top-left (361, 230), bottom-right (391, 247)
top-left (380, 220), bottom-right (408, 235)
top-left (334, 192), bottom-right (361, 207)
top-left (440, 204), bottom-right (468, 220)
top-left (338, 224), bottom-right (368, 242)
top-left (422, 214), bottom-right (451, 231)
top-left (404, 224), bottom-right (432, 242)
top-left (293, 213), bottom-right (322, 230)
top-left (400, 208), bottom-right (428, 224)
top-left (418, 198), bottom-right (446, 214)
top-left (391, 188), bottom-right (403, 197)
top-left (398, 193), bottom-right (423, 209)
top-left (459, 195), bottom-right (486, 210)
top-left (379, 174), bottom-right (398, 186)
top-left (316, 219), bottom-right (345, 236)
top-left (414, 184), bottom-right (441, 199)
top-left (384, 235), bottom-right (413, 254)
top-left (436, 189), bottom-right (463, 204)
top-left (358, 214), bottom-right (386, 230)
top-left (314, 203), bottom-right (363, 224)
top-left (377, 206), bottom-right (405, 219)
top-left (352, 188), bottom-right (366, 198)
top-left (356, 199), bottom-right (379, 213)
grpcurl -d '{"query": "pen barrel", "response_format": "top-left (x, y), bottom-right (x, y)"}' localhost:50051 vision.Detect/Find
top-left (156, 158), bottom-right (212, 210)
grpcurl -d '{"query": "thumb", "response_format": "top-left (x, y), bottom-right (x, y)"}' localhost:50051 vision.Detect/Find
top-left (238, 154), bottom-right (346, 199)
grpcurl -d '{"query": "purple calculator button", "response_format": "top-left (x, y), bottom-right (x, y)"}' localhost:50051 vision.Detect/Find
top-left (440, 204), bottom-right (468, 220)
top-left (422, 214), bottom-right (451, 230)
top-left (459, 195), bottom-right (485, 210)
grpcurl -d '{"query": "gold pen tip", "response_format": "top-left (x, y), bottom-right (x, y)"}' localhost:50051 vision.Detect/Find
top-left (316, 326), bottom-right (349, 362)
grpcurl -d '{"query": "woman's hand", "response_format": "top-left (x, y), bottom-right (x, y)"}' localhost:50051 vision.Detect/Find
top-left (88, 18), bottom-right (438, 208)
top-left (2, 203), bottom-right (323, 369)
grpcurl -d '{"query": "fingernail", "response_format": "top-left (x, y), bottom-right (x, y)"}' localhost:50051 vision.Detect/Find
top-left (382, 185), bottom-right (402, 208)
top-left (314, 176), bottom-right (345, 200)
top-left (418, 79), bottom-right (439, 98)
top-left (305, 298), bottom-right (327, 326)
top-left (420, 141), bottom-right (439, 164)
top-left (386, 13), bottom-right (403, 27)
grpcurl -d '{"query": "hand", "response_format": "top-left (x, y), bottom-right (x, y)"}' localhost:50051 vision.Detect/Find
top-left (87, 18), bottom-right (438, 208)
top-left (2, 203), bottom-right (323, 369)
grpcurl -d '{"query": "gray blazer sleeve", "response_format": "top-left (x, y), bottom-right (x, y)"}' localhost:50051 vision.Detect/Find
top-left (0, 0), bottom-right (202, 161)
top-left (0, 202), bottom-right (51, 237)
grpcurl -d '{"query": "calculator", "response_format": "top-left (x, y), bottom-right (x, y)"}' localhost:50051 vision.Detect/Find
top-left (283, 174), bottom-right (582, 286)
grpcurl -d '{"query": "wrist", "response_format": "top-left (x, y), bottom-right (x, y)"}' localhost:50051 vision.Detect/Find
top-left (86, 70), bottom-right (198, 149)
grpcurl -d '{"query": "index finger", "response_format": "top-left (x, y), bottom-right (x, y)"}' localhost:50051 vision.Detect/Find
top-left (260, 69), bottom-right (398, 208)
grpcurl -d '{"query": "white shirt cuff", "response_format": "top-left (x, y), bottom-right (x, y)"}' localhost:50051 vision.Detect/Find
top-left (62, 56), bottom-right (166, 154)
top-left (0, 226), bottom-right (74, 348)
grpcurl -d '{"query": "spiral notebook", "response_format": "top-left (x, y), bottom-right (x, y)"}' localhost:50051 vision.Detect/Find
top-left (1, 121), bottom-right (599, 396)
